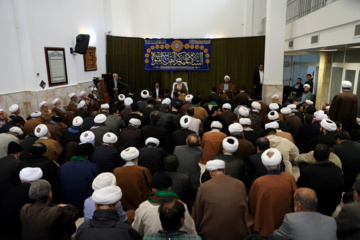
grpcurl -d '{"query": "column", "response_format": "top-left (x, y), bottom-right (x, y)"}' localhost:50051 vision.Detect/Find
top-left (316, 52), bottom-right (332, 109)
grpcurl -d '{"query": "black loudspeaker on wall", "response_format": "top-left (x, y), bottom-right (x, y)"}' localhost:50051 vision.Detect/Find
top-left (71, 34), bottom-right (90, 54)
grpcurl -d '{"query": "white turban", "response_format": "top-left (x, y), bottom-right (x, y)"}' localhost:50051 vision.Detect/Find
top-left (92, 185), bottom-right (122, 205)
top-left (51, 98), bottom-right (59, 105)
top-left (265, 121), bottom-right (279, 130)
top-left (206, 159), bottom-right (225, 171)
top-left (316, 113), bottom-right (328, 122)
top-left (145, 137), bottom-right (160, 146)
top-left (141, 90), bottom-right (149, 99)
top-left (342, 80), bottom-right (352, 89)
top-left (321, 119), bottom-right (337, 132)
top-left (222, 136), bottom-right (239, 153)
top-left (39, 101), bottom-right (47, 109)
top-left (269, 103), bottom-right (279, 110)
top-left (180, 116), bottom-right (192, 128)
top-left (129, 118), bottom-right (141, 126)
top-left (118, 94), bottom-right (126, 101)
top-left (80, 131), bottom-right (95, 143)
top-left (94, 114), bottom-right (107, 124)
top-left (19, 167), bottom-right (43, 181)
top-left (77, 101), bottom-right (86, 109)
top-left (211, 121), bottom-right (222, 129)
top-left (224, 75), bottom-right (230, 80)
top-left (121, 147), bottom-right (139, 161)
top-left (91, 87), bottom-right (97, 92)
top-left (34, 124), bottom-right (48, 137)
top-left (69, 93), bottom-right (76, 99)
top-left (305, 100), bottom-right (313, 105)
top-left (9, 127), bottom-right (23, 135)
top-left (103, 132), bottom-right (118, 144)
top-left (280, 107), bottom-right (291, 115)
top-left (92, 173), bottom-right (117, 190)
top-left (9, 104), bottom-right (19, 113)
top-left (239, 106), bottom-right (250, 117)
top-left (72, 116), bottom-right (83, 127)
top-left (222, 103), bottom-right (231, 110)
top-left (272, 94), bottom-right (279, 100)
top-left (228, 123), bottom-right (243, 133)
top-left (251, 101), bottom-right (261, 110)
top-left (303, 84), bottom-right (311, 89)
top-left (31, 111), bottom-right (42, 118)
top-left (261, 148), bottom-right (282, 167)
top-left (287, 104), bottom-right (296, 109)
top-left (239, 118), bottom-right (251, 126)
top-left (268, 111), bottom-right (279, 121)
top-left (0, 109), bottom-right (3, 112)
top-left (314, 110), bottom-right (325, 118)
top-left (325, 106), bottom-right (330, 110)
top-left (124, 97), bottom-right (133, 107)
top-left (176, 77), bottom-right (182, 82)
top-left (101, 104), bottom-right (109, 109)
top-left (78, 91), bottom-right (86, 98)
top-left (162, 98), bottom-right (171, 105)
top-left (185, 95), bottom-right (193, 102)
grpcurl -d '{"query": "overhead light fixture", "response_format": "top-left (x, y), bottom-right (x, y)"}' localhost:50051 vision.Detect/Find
top-left (318, 49), bottom-right (337, 52)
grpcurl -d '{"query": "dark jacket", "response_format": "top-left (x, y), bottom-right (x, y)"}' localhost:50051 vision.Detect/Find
top-left (248, 151), bottom-right (268, 184)
top-left (141, 124), bottom-right (170, 151)
top-left (116, 126), bottom-right (143, 153)
top-left (91, 145), bottom-right (125, 173)
top-left (20, 134), bottom-right (39, 159)
top-left (138, 146), bottom-right (166, 176)
top-left (171, 129), bottom-right (196, 148)
top-left (90, 125), bottom-right (113, 147)
top-left (81, 116), bottom-right (95, 132)
top-left (0, 155), bottom-right (21, 200)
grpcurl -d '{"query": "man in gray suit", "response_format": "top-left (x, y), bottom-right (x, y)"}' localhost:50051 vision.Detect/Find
top-left (269, 188), bottom-right (337, 240)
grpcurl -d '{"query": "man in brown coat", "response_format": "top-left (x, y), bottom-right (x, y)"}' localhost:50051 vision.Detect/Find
top-left (200, 121), bottom-right (227, 164)
top-left (192, 96), bottom-right (208, 134)
top-left (23, 111), bottom-right (42, 137)
top-left (34, 124), bottom-right (63, 162)
top-left (218, 75), bottom-right (236, 102)
top-left (67, 93), bottom-right (79, 112)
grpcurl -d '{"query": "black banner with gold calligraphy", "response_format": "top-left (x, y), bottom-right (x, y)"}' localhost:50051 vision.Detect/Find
top-left (144, 39), bottom-right (211, 71)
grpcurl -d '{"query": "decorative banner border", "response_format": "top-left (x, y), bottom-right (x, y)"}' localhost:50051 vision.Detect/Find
top-left (144, 39), bottom-right (211, 71)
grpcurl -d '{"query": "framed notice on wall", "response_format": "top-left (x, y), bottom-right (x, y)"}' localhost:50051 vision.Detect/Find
top-left (44, 47), bottom-right (68, 87)
top-left (84, 47), bottom-right (97, 71)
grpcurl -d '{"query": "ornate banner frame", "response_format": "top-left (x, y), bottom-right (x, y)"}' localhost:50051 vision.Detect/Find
top-left (44, 47), bottom-right (68, 87)
top-left (84, 46), bottom-right (97, 71)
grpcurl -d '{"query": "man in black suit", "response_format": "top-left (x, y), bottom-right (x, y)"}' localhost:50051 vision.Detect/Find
top-left (141, 111), bottom-right (170, 151)
top-left (247, 137), bottom-right (269, 185)
top-left (138, 137), bottom-right (166, 176)
top-left (107, 73), bottom-right (123, 98)
top-left (253, 64), bottom-right (264, 97)
top-left (206, 87), bottom-right (221, 105)
top-left (152, 81), bottom-right (164, 100)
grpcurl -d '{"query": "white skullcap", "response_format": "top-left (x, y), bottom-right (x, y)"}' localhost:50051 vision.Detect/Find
top-left (185, 94), bottom-right (193, 102)
top-left (9, 104), bottom-right (19, 113)
top-left (78, 91), bottom-right (86, 98)
top-left (69, 93), bottom-right (76, 99)
top-left (303, 84), bottom-right (311, 89)
top-left (228, 123), bottom-right (243, 133)
top-left (272, 94), bottom-right (279, 100)
top-left (141, 90), bottom-right (149, 99)
top-left (224, 75), bottom-right (230, 80)
top-left (31, 111), bottom-right (42, 118)
top-left (342, 80), bottom-right (352, 89)
top-left (265, 121), bottom-right (279, 130)
top-left (124, 97), bottom-right (133, 107)
top-left (101, 104), bottom-right (109, 109)
top-left (72, 116), bottom-right (83, 127)
top-left (268, 111), bottom-right (279, 121)
top-left (121, 147), bottom-right (139, 161)
top-left (92, 173), bottom-right (117, 191)
top-left (39, 101), bottom-right (47, 109)
top-left (269, 103), bottom-right (279, 110)
top-left (129, 118), bottom-right (141, 126)
top-left (251, 101), bottom-right (261, 110)
top-left (94, 114), bottom-right (107, 124)
top-left (239, 118), bottom-right (251, 126)
top-left (222, 136), bottom-right (239, 153)
top-left (9, 127), bottom-right (23, 135)
top-left (162, 98), bottom-right (171, 105)
top-left (19, 167), bottom-right (43, 181)
top-left (145, 137), bottom-right (160, 146)
top-left (325, 106), bottom-right (330, 110)
top-left (118, 94), bottom-right (126, 101)
top-left (211, 121), bottom-right (223, 129)
top-left (321, 119), bottom-right (337, 132)
top-left (239, 106), bottom-right (250, 117)
top-left (0, 109), bottom-right (3, 112)
top-left (51, 98), bottom-right (59, 105)
top-left (80, 131), bottom-right (95, 143)
top-left (287, 104), bottom-right (296, 109)
top-left (34, 124), bottom-right (48, 137)
top-left (316, 113), bottom-right (328, 121)
top-left (77, 101), bottom-right (86, 109)
top-left (314, 110), bottom-right (324, 118)
top-left (222, 103), bottom-right (231, 110)
top-left (206, 159), bottom-right (225, 171)
top-left (180, 115), bottom-right (192, 128)
top-left (280, 107), bottom-right (291, 115)
top-left (176, 77), bottom-right (182, 82)
top-left (103, 132), bottom-right (118, 144)
top-left (261, 148), bottom-right (282, 167)
top-left (92, 185), bottom-right (122, 205)
top-left (305, 100), bottom-right (313, 105)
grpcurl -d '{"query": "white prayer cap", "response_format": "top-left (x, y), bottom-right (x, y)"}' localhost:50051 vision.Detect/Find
top-left (269, 103), bottom-right (279, 110)
top-left (34, 124), bottom-right (48, 137)
top-left (251, 101), bottom-right (261, 110)
top-left (321, 119), bottom-right (337, 132)
top-left (92, 185), bottom-right (122, 205)
top-left (92, 172), bottom-right (117, 190)
top-left (222, 103), bottom-right (231, 110)
top-left (72, 116), bottom-right (83, 127)
top-left (78, 91), bottom-right (86, 98)
top-left (314, 110), bottom-right (324, 118)
top-left (124, 97), bottom-right (133, 107)
top-left (94, 114), bottom-right (107, 124)
top-left (261, 148), bottom-right (282, 167)
top-left (222, 136), bottom-right (239, 153)
top-left (268, 111), bottom-right (279, 121)
top-left (176, 77), bottom-right (182, 82)
top-left (69, 93), bottom-right (76, 99)
top-left (287, 104), bottom-right (296, 109)
top-left (272, 94), bottom-right (279, 100)
top-left (141, 90), bottom-right (149, 99)
top-left (316, 113), bottom-right (328, 122)
top-left (19, 167), bottom-right (43, 181)
top-left (118, 94), bottom-right (126, 101)
top-left (145, 137), bottom-right (160, 146)
top-left (9, 104), bottom-right (19, 113)
top-left (325, 106), bottom-right (330, 110)
top-left (80, 131), bottom-right (95, 143)
top-left (9, 127), bottom-right (23, 135)
top-left (206, 159), bottom-right (225, 171)
top-left (303, 84), bottom-right (311, 89)
top-left (77, 101), bottom-right (86, 109)
top-left (129, 118), bottom-right (141, 126)
top-left (180, 115), bottom-right (192, 128)
top-left (239, 118), bottom-right (251, 126)
top-left (224, 75), bottom-right (230, 80)
top-left (120, 147), bottom-right (139, 161)
top-left (280, 107), bottom-right (291, 115)
top-left (211, 121), bottom-right (223, 129)
top-left (342, 80), bottom-right (352, 89)
top-left (100, 104), bottom-right (109, 109)
top-left (103, 132), bottom-right (118, 144)
top-left (162, 98), bottom-right (171, 105)
top-left (51, 98), bottom-right (60, 105)
top-left (239, 106), bottom-right (250, 117)
top-left (185, 94), bottom-right (193, 102)
top-left (265, 121), bottom-right (279, 130)
top-left (0, 109), bottom-right (3, 112)
top-left (228, 123), bottom-right (243, 133)
top-left (31, 111), bottom-right (42, 118)
top-left (39, 101), bottom-right (47, 109)
top-left (305, 100), bottom-right (313, 105)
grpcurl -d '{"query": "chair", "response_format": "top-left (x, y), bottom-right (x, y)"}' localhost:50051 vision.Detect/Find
top-left (171, 82), bottom-right (189, 98)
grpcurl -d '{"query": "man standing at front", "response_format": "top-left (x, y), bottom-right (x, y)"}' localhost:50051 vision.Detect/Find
top-left (108, 73), bottom-right (122, 98)
top-left (253, 64), bottom-right (264, 97)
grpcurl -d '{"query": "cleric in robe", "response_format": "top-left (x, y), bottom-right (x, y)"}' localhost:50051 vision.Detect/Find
top-left (218, 75), bottom-right (236, 102)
